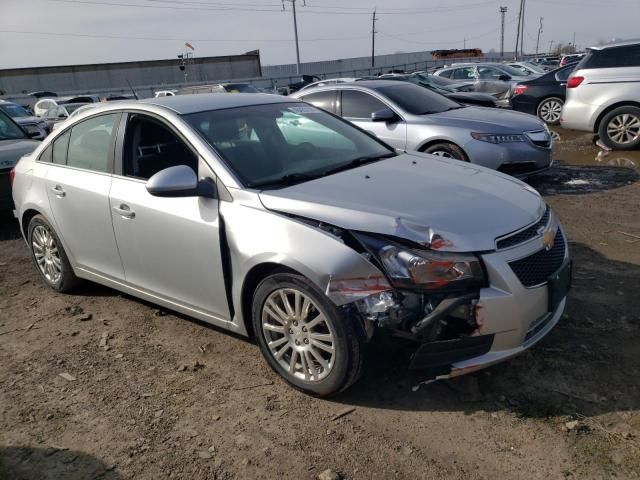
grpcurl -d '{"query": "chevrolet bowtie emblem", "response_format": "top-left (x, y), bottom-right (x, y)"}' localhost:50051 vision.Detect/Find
top-left (542, 229), bottom-right (556, 251)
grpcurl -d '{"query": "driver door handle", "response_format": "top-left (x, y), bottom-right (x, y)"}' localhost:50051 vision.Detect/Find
top-left (113, 204), bottom-right (135, 219)
top-left (50, 185), bottom-right (65, 197)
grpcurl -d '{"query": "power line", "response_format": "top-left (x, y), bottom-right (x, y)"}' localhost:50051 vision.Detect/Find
top-left (0, 28), bottom-right (369, 43)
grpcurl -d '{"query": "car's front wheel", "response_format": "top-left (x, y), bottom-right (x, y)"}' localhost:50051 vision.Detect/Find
top-left (252, 273), bottom-right (363, 396)
top-left (28, 214), bottom-right (80, 292)
top-left (599, 106), bottom-right (640, 150)
top-left (422, 142), bottom-right (466, 160)
top-left (537, 97), bottom-right (563, 125)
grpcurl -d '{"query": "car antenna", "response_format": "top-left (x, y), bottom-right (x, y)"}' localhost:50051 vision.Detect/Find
top-left (125, 79), bottom-right (139, 100)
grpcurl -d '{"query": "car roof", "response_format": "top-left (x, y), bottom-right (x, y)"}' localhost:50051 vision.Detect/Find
top-left (138, 92), bottom-right (294, 114)
top-left (589, 39), bottom-right (640, 50)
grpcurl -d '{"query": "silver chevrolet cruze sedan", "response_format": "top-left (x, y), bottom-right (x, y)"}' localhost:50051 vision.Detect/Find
top-left (292, 81), bottom-right (552, 178)
top-left (11, 94), bottom-right (571, 396)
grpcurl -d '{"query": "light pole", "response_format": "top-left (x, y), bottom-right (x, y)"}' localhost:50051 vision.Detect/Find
top-left (282, 0), bottom-right (305, 75)
top-left (499, 6), bottom-right (507, 57)
top-left (371, 9), bottom-right (377, 67)
top-left (536, 17), bottom-right (543, 55)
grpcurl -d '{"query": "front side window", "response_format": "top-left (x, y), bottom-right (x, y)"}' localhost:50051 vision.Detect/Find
top-left (123, 114), bottom-right (198, 180)
top-left (66, 114), bottom-right (118, 172)
top-left (0, 103), bottom-right (30, 119)
top-left (185, 102), bottom-right (393, 189)
top-left (341, 90), bottom-right (387, 119)
top-left (299, 91), bottom-right (338, 114)
top-left (437, 69), bottom-right (453, 79)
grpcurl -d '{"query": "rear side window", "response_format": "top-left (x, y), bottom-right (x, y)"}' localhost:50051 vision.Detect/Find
top-left (299, 91), bottom-right (338, 114)
top-left (581, 45), bottom-right (640, 69)
top-left (341, 90), bottom-right (387, 119)
top-left (66, 114), bottom-right (118, 172)
top-left (52, 130), bottom-right (70, 165)
top-left (555, 66), bottom-right (574, 81)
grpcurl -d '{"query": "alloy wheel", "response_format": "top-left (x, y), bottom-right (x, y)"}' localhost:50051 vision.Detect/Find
top-left (607, 113), bottom-right (640, 145)
top-left (32, 225), bottom-right (62, 284)
top-left (539, 99), bottom-right (562, 123)
top-left (261, 288), bottom-right (335, 382)
top-left (431, 150), bottom-right (453, 158)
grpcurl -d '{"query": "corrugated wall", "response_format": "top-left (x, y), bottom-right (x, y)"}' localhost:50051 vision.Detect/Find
top-left (0, 54), bottom-right (261, 95)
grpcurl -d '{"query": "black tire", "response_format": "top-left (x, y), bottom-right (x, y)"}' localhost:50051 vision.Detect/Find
top-left (251, 273), bottom-right (363, 396)
top-left (27, 214), bottom-right (81, 292)
top-left (598, 106), bottom-right (640, 151)
top-left (536, 96), bottom-right (564, 125)
top-left (422, 142), bottom-right (466, 160)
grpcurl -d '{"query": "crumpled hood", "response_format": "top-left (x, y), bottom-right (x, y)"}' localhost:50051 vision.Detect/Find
top-left (430, 106), bottom-right (545, 133)
top-left (259, 152), bottom-right (545, 252)
top-left (0, 139), bottom-right (39, 170)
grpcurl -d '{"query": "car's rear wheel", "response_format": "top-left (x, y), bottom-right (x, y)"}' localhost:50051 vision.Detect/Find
top-left (599, 106), bottom-right (640, 150)
top-left (28, 215), bottom-right (80, 292)
top-left (537, 97), bottom-right (563, 125)
top-left (422, 142), bottom-right (466, 160)
top-left (251, 273), bottom-right (363, 396)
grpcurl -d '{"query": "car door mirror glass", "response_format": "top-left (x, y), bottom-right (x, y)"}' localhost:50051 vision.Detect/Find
top-left (371, 108), bottom-right (397, 122)
top-left (146, 165), bottom-right (214, 198)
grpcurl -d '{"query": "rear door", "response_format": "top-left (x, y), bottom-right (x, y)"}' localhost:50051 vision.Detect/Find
top-left (109, 112), bottom-right (230, 321)
top-left (339, 89), bottom-right (407, 148)
top-left (45, 113), bottom-right (125, 280)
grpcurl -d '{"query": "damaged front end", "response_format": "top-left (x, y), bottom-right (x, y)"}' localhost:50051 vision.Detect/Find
top-left (319, 223), bottom-right (493, 379)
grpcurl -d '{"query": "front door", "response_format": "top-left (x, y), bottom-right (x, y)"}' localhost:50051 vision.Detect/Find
top-left (109, 113), bottom-right (230, 321)
top-left (340, 89), bottom-right (407, 149)
top-left (45, 113), bottom-right (125, 280)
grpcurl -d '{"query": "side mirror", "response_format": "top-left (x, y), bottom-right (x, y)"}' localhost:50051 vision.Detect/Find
top-left (499, 74), bottom-right (511, 81)
top-left (371, 108), bottom-right (397, 122)
top-left (27, 130), bottom-right (41, 138)
top-left (58, 114), bottom-right (67, 119)
top-left (146, 165), bottom-right (216, 198)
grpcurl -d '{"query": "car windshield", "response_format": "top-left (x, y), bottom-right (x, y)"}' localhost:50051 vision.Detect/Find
top-left (499, 64), bottom-right (529, 76)
top-left (184, 102), bottom-right (395, 189)
top-left (0, 110), bottom-right (27, 140)
top-left (375, 83), bottom-right (461, 114)
top-left (0, 103), bottom-right (31, 118)
top-left (522, 61), bottom-right (545, 73)
top-left (224, 84), bottom-right (259, 93)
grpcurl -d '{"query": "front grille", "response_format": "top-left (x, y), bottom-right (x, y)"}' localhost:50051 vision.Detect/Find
top-left (525, 129), bottom-right (552, 149)
top-left (509, 229), bottom-right (566, 287)
top-left (497, 206), bottom-right (550, 249)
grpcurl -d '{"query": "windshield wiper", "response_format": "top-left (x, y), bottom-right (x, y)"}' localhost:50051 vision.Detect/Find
top-left (248, 172), bottom-right (322, 189)
top-left (320, 152), bottom-right (397, 176)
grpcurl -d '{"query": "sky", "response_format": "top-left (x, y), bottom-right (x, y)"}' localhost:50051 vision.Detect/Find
top-left (0, 0), bottom-right (638, 69)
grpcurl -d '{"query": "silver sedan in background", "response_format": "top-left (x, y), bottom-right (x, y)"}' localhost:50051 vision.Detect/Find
top-left (11, 94), bottom-right (570, 396)
top-left (292, 81), bottom-right (552, 177)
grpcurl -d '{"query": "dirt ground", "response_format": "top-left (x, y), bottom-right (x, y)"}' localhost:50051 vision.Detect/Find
top-left (1, 128), bottom-right (640, 480)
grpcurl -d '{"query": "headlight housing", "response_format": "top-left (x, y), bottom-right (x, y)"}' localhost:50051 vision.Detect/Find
top-left (354, 233), bottom-right (486, 291)
top-left (471, 132), bottom-right (525, 144)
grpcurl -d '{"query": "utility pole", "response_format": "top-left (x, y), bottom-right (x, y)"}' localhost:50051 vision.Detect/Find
top-left (520, 0), bottom-right (526, 57)
top-left (499, 6), bottom-right (507, 57)
top-left (282, 0), bottom-right (305, 75)
top-left (536, 17), bottom-right (543, 55)
top-left (514, 0), bottom-right (523, 59)
top-left (572, 31), bottom-right (576, 51)
top-left (464, 37), bottom-right (466, 49)
top-left (371, 9), bottom-right (377, 67)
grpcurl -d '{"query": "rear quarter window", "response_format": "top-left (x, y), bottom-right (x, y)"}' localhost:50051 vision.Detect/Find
top-left (581, 45), bottom-right (640, 69)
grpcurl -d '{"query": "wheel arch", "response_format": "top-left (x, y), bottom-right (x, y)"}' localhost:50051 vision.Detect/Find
top-left (21, 208), bottom-right (45, 239)
top-left (593, 101), bottom-right (640, 133)
top-left (240, 262), bottom-right (303, 338)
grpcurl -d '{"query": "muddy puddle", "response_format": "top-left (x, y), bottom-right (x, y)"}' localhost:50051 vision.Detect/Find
top-left (525, 127), bottom-right (640, 195)
top-left (551, 127), bottom-right (640, 169)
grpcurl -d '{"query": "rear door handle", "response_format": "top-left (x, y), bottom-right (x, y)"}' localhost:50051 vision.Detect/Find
top-left (113, 204), bottom-right (135, 219)
top-left (50, 185), bottom-right (65, 197)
